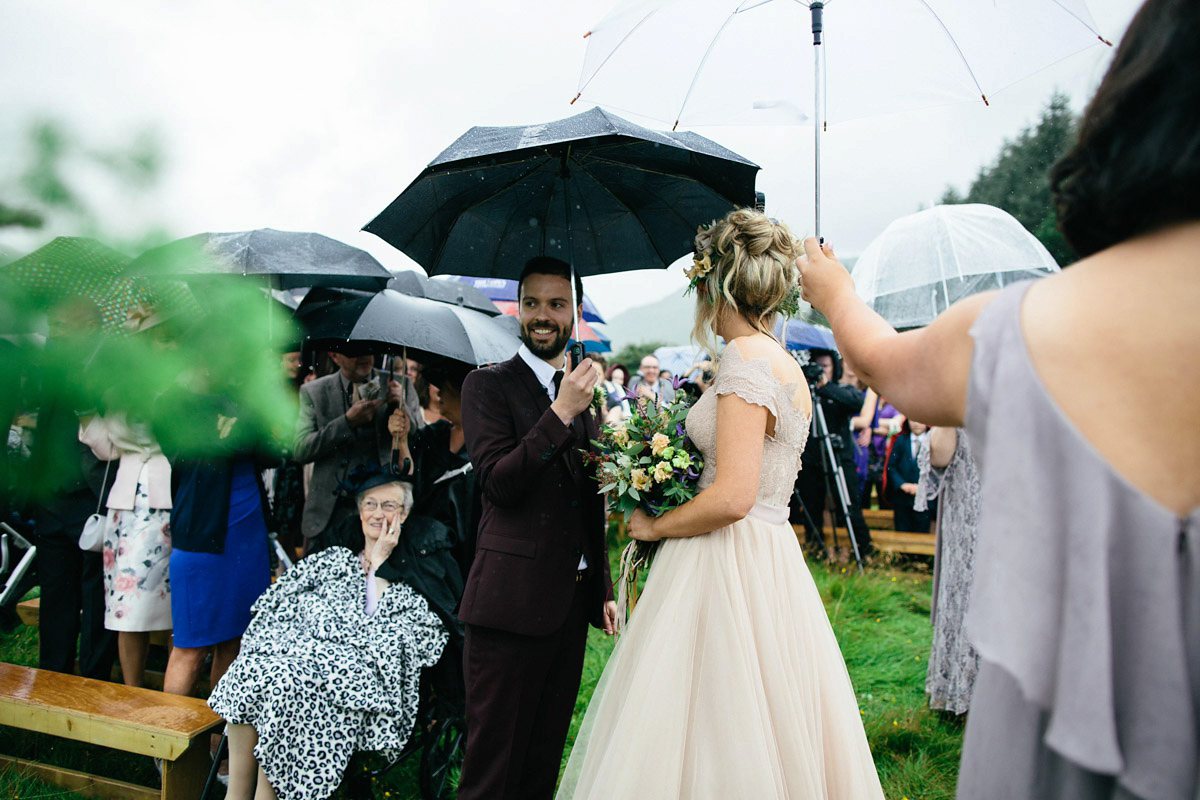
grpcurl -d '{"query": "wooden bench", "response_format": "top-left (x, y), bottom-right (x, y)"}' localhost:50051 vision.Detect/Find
top-left (0, 662), bottom-right (222, 800)
top-left (17, 598), bottom-right (171, 648)
top-left (862, 507), bottom-right (896, 530)
top-left (794, 505), bottom-right (937, 557)
top-left (15, 599), bottom-right (182, 691)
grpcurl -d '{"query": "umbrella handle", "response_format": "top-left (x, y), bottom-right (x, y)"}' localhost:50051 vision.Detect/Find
top-left (391, 433), bottom-right (411, 476)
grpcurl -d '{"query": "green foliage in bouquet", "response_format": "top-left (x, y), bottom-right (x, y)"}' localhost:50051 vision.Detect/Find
top-left (591, 394), bottom-right (703, 522)
top-left (589, 388), bottom-right (704, 631)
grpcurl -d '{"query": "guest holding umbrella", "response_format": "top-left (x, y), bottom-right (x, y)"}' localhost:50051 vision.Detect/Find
top-left (798, 1), bottom-right (1200, 792)
top-left (77, 306), bottom-right (180, 688)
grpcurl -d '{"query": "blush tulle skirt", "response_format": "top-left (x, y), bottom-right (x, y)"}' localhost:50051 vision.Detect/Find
top-left (557, 514), bottom-right (885, 799)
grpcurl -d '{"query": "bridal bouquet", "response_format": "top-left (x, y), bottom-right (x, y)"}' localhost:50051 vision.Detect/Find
top-left (589, 387), bottom-right (704, 631)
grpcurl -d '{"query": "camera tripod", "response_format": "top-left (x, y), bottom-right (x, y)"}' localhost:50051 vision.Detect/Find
top-left (794, 381), bottom-right (867, 574)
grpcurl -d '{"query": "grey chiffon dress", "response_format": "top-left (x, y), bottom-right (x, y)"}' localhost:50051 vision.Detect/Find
top-left (957, 282), bottom-right (1200, 800)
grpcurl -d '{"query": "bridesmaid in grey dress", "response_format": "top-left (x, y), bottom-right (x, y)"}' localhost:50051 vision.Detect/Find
top-left (917, 428), bottom-right (981, 715)
top-left (799, 1), bottom-right (1200, 796)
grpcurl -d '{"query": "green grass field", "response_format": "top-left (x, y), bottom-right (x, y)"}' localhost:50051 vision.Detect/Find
top-left (0, 549), bottom-right (962, 799)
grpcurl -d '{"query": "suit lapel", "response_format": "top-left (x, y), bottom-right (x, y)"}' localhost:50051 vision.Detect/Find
top-left (509, 355), bottom-right (588, 481)
top-left (509, 356), bottom-right (553, 417)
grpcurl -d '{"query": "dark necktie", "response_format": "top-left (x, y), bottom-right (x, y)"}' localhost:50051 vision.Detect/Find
top-left (552, 370), bottom-right (580, 437)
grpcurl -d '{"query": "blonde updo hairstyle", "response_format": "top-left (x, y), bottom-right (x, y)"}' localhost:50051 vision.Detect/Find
top-left (690, 208), bottom-right (801, 354)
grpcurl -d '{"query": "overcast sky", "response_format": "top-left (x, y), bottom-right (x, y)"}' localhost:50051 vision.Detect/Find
top-left (0, 0), bottom-right (1142, 318)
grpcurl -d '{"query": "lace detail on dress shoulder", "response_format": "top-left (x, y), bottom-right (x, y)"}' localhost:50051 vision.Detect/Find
top-left (710, 367), bottom-right (777, 419)
top-left (710, 340), bottom-right (808, 444)
top-left (685, 340), bottom-right (811, 506)
top-left (712, 352), bottom-right (781, 418)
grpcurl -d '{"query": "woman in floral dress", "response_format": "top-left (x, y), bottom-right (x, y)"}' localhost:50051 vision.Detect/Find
top-left (79, 411), bottom-right (172, 688)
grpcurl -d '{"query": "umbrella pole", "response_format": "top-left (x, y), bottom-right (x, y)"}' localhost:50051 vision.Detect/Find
top-left (811, 2), bottom-right (824, 240)
top-left (391, 347), bottom-right (406, 475)
top-left (559, 156), bottom-right (583, 366)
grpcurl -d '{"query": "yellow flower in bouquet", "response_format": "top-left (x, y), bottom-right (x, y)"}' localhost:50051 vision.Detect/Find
top-left (630, 468), bottom-right (652, 492)
top-left (653, 461), bottom-right (673, 483)
top-left (650, 432), bottom-right (671, 456)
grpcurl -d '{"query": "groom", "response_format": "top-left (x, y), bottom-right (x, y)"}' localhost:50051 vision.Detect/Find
top-left (457, 256), bottom-right (616, 800)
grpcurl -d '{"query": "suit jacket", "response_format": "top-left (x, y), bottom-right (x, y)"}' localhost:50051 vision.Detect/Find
top-left (458, 355), bottom-right (611, 637)
top-left (293, 369), bottom-right (422, 538)
top-left (887, 432), bottom-right (921, 503)
top-left (28, 402), bottom-right (113, 539)
top-left (154, 388), bottom-right (280, 553)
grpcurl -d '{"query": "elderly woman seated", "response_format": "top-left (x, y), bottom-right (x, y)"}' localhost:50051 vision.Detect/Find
top-left (208, 471), bottom-right (448, 800)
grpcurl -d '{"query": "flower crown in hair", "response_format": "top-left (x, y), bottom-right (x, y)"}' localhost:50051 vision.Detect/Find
top-left (684, 220), bottom-right (803, 318)
top-left (684, 222), bottom-right (716, 296)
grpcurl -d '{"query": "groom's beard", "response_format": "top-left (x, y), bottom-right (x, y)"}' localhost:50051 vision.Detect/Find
top-left (520, 317), bottom-right (572, 360)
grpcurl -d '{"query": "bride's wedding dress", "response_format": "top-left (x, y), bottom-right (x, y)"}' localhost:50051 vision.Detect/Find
top-left (557, 339), bottom-right (885, 799)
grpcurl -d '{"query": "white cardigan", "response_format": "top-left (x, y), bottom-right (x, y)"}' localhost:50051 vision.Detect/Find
top-left (78, 413), bottom-right (172, 510)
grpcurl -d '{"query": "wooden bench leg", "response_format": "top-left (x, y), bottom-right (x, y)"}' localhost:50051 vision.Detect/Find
top-left (160, 736), bottom-right (213, 800)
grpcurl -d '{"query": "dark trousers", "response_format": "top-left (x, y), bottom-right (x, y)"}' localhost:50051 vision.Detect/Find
top-left (36, 528), bottom-right (116, 679)
top-left (457, 580), bottom-right (589, 800)
top-left (892, 497), bottom-right (931, 533)
top-left (794, 452), bottom-right (874, 557)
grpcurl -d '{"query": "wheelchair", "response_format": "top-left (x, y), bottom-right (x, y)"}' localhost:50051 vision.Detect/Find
top-left (0, 517), bottom-right (37, 631)
top-left (202, 517), bottom-right (468, 800)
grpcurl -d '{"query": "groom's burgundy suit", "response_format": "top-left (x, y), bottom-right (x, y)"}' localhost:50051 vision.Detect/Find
top-left (457, 353), bottom-right (611, 800)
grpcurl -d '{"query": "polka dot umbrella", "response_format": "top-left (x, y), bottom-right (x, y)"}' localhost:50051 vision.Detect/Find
top-left (1, 236), bottom-right (142, 334)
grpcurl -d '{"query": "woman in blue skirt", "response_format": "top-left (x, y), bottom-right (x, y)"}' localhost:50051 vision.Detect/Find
top-left (156, 389), bottom-right (276, 700)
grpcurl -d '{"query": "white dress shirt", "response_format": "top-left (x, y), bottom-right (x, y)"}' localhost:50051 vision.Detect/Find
top-left (516, 345), bottom-right (588, 570)
top-left (518, 345), bottom-right (562, 401)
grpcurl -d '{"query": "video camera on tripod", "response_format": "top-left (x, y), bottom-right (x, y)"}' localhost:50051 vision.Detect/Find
top-left (799, 359), bottom-right (827, 387)
top-left (792, 350), bottom-right (867, 572)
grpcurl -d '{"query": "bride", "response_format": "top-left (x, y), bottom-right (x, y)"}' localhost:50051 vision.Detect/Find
top-left (557, 209), bottom-right (884, 799)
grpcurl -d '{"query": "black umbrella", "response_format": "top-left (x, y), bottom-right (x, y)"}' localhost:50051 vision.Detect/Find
top-left (127, 229), bottom-right (393, 291)
top-left (386, 270), bottom-right (500, 316)
top-left (294, 287), bottom-right (520, 367)
top-left (363, 106), bottom-right (759, 280)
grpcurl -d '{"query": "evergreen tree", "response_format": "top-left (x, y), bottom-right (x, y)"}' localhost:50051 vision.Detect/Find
top-left (613, 341), bottom-right (671, 372)
top-left (941, 92), bottom-right (1078, 265)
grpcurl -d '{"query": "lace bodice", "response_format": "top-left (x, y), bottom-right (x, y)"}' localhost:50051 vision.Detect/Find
top-left (685, 340), bottom-right (810, 507)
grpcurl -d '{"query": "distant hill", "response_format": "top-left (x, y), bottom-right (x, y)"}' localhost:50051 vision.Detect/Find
top-left (606, 256), bottom-right (855, 352)
top-left (606, 290), bottom-right (695, 351)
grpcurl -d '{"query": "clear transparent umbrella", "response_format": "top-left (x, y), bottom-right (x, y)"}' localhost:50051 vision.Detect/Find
top-left (850, 203), bottom-right (1059, 330)
top-left (575, 0), bottom-right (1111, 235)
